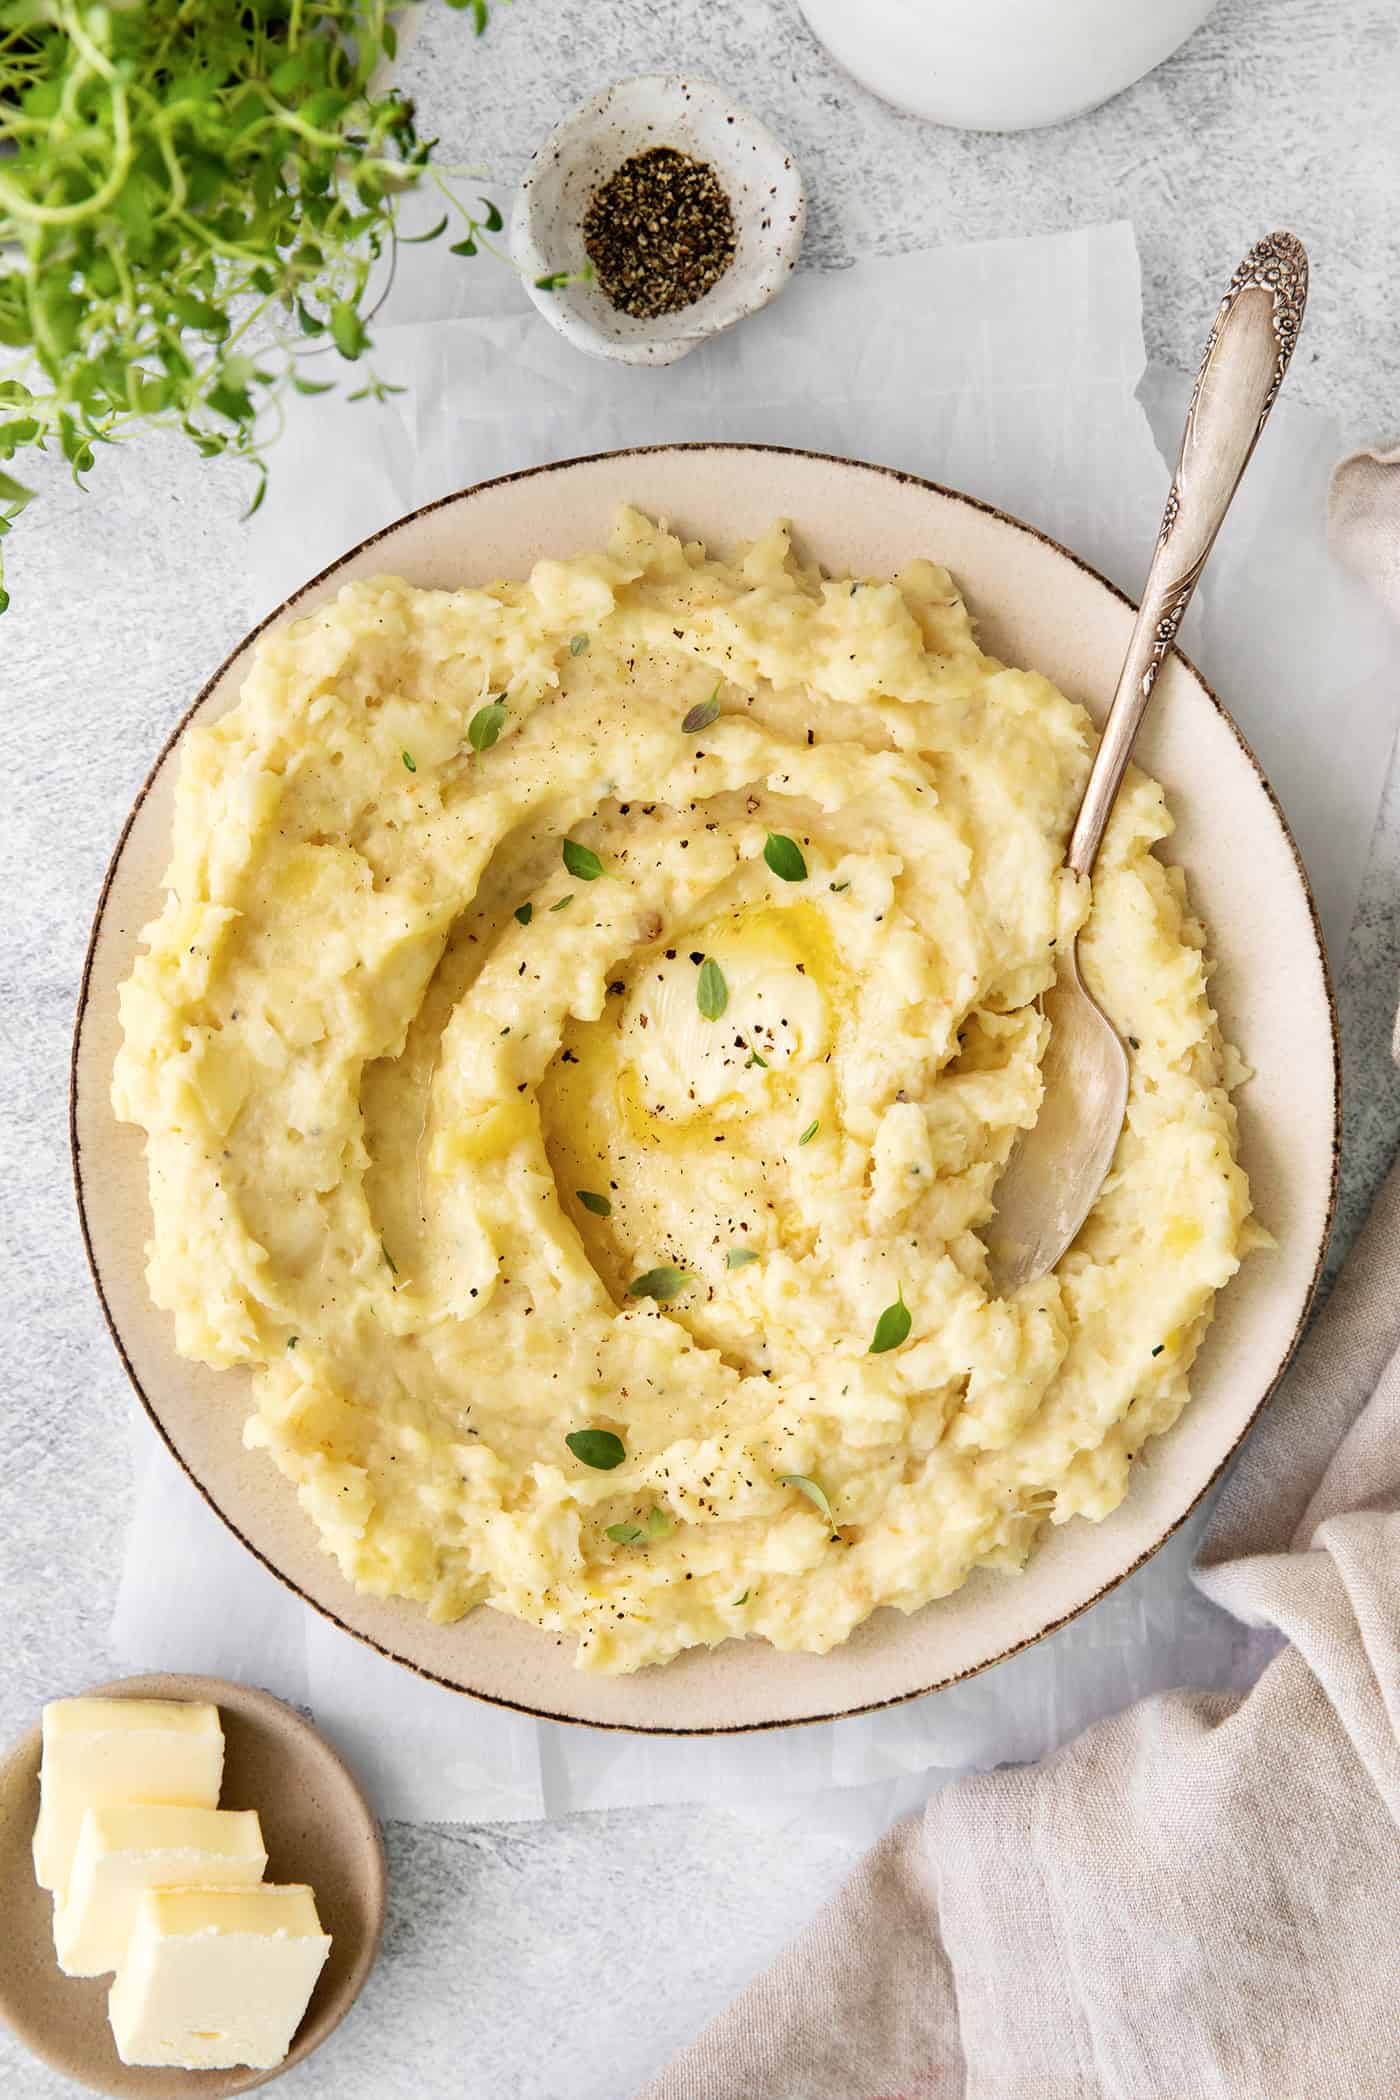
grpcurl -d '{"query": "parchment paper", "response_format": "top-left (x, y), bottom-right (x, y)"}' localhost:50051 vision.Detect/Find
top-left (111, 222), bottom-right (1400, 1826)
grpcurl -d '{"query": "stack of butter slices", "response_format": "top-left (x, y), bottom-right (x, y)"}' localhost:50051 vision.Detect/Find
top-left (33, 1696), bottom-right (331, 2071)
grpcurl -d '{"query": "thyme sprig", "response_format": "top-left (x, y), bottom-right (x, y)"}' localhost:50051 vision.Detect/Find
top-left (0, 0), bottom-right (504, 611)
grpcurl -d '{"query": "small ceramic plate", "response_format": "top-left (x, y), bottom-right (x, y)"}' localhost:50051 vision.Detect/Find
top-left (0, 1675), bottom-right (385, 2097)
top-left (71, 445), bottom-right (1338, 1734)
top-left (511, 74), bottom-right (805, 364)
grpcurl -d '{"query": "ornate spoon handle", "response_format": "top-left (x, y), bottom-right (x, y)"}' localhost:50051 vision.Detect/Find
top-left (1065, 231), bottom-right (1309, 879)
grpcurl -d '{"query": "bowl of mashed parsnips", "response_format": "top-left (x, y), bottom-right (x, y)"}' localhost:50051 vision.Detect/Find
top-left (73, 446), bottom-right (1337, 1733)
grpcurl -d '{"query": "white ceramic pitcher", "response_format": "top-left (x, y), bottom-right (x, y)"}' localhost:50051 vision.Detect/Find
top-left (796, 0), bottom-right (1215, 132)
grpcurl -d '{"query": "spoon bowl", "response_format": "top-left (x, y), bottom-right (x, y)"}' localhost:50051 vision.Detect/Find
top-left (984, 950), bottom-right (1130, 1292)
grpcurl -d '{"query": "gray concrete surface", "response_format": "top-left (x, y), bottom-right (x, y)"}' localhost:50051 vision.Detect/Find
top-left (2, 0), bottom-right (1398, 2093)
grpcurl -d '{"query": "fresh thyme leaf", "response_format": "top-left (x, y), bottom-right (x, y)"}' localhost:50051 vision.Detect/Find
top-left (606, 1505), bottom-right (671, 1546)
top-left (697, 956), bottom-right (728, 1020)
top-left (746, 1049), bottom-right (769, 1069)
top-left (287, 1336), bottom-right (298, 1349)
top-left (682, 687), bottom-right (722, 734)
top-left (764, 833), bottom-right (808, 882)
top-left (1151, 1343), bottom-right (1165, 1357)
top-left (468, 699), bottom-right (507, 751)
top-left (732, 1589), bottom-right (750, 1605)
top-left (514, 902), bottom-right (533, 926)
top-left (869, 1287), bottom-right (912, 1355)
top-left (401, 750), bottom-right (417, 773)
top-left (727, 1247), bottom-right (759, 1269)
top-left (577, 1190), bottom-right (612, 1216)
top-left (778, 1474), bottom-right (836, 1529)
top-left (627, 1266), bottom-right (691, 1301)
top-left (400, 214), bottom-right (449, 245)
top-left (567, 1429), bottom-right (626, 1470)
top-left (331, 300), bottom-right (372, 361)
top-left (550, 894), bottom-right (574, 912)
top-left (482, 198), bottom-right (505, 234)
top-left (563, 838), bottom-right (604, 881)
top-left (537, 272), bottom-right (572, 291)
top-left (798, 1119), bottom-right (819, 1146)
top-left (569, 632), bottom-right (590, 656)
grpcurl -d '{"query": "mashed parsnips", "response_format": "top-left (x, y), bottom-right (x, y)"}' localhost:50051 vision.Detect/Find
top-left (114, 511), bottom-right (1261, 1673)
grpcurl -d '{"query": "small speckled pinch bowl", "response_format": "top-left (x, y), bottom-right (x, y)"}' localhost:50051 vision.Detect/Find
top-left (510, 74), bottom-right (806, 366)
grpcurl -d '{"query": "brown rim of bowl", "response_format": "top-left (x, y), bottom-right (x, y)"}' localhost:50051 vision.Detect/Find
top-left (69, 441), bottom-right (1342, 1737)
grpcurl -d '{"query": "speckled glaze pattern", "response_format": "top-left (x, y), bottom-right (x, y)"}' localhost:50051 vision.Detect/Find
top-left (3, 1), bottom-right (1399, 2094)
top-left (511, 74), bottom-right (805, 364)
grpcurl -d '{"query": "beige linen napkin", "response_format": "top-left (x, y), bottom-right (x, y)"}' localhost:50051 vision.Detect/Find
top-left (642, 458), bottom-right (1400, 2100)
top-left (1331, 442), bottom-right (1400, 622)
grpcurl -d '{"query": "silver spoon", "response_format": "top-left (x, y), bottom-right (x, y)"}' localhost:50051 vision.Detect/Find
top-left (985, 231), bottom-right (1309, 1293)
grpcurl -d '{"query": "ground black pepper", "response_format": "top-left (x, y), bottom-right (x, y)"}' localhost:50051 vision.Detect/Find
top-left (582, 145), bottom-right (737, 320)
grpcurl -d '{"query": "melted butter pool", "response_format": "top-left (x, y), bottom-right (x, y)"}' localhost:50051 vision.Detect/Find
top-left (619, 900), bottom-right (841, 1120)
top-left (538, 899), bottom-right (847, 1297)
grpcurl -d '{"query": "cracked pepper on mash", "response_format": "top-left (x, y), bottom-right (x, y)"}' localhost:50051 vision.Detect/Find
top-left (113, 510), bottom-right (1263, 1673)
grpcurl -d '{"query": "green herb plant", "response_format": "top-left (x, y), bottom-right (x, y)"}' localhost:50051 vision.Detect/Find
top-left (0, 0), bottom-right (509, 612)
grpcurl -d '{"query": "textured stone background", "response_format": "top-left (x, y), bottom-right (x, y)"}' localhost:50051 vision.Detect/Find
top-left (2, 1), bottom-right (1398, 2093)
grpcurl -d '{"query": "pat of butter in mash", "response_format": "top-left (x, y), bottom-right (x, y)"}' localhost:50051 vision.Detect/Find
top-left (108, 1884), bottom-right (331, 2072)
top-left (32, 1699), bottom-right (223, 1892)
top-left (113, 510), bottom-right (1264, 1673)
top-left (55, 1803), bottom-right (267, 1977)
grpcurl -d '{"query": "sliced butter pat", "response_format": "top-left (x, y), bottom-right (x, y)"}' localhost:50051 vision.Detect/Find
top-left (55, 1804), bottom-right (267, 1977)
top-left (32, 1698), bottom-right (224, 1893)
top-left (109, 1884), bottom-right (332, 2072)
top-left (620, 904), bottom-right (833, 1118)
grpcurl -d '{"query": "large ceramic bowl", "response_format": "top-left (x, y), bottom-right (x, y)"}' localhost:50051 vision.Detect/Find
top-left (71, 445), bottom-right (1338, 1733)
